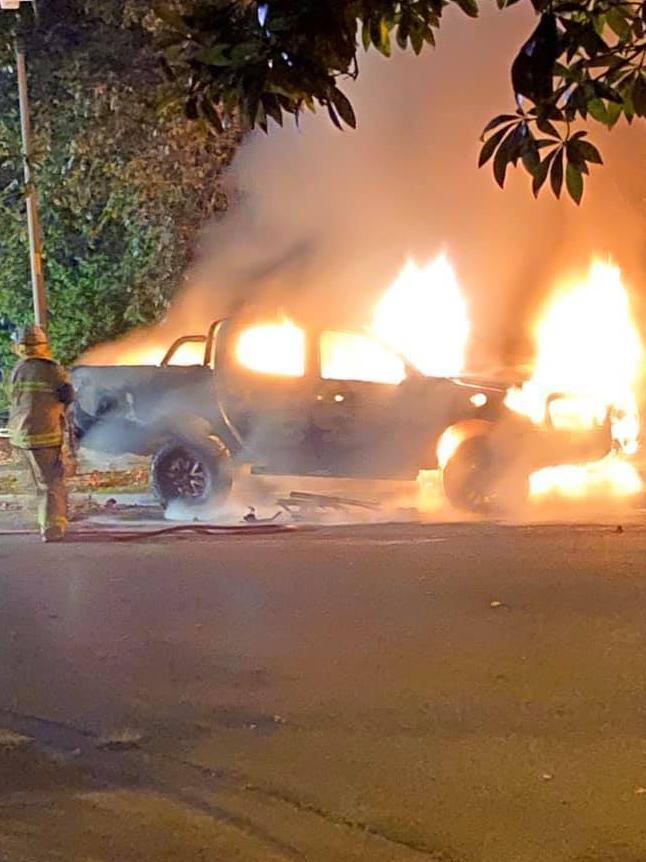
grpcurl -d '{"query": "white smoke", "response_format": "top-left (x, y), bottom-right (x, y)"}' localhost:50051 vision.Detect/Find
top-left (85, 2), bottom-right (645, 372)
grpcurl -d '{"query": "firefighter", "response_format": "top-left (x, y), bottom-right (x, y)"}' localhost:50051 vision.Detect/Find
top-left (8, 325), bottom-right (74, 542)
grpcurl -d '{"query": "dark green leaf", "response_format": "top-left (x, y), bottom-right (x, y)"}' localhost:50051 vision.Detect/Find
top-left (362, 20), bottom-right (371, 51)
top-left (587, 98), bottom-right (609, 124)
top-left (587, 53), bottom-right (628, 69)
top-left (606, 100), bottom-right (623, 127)
top-left (455, 0), bottom-right (479, 18)
top-left (511, 14), bottom-right (559, 102)
top-left (565, 162), bottom-right (583, 204)
top-left (633, 74), bottom-right (646, 117)
top-left (410, 25), bottom-right (424, 54)
top-left (493, 127), bottom-right (518, 188)
top-left (331, 87), bottom-right (356, 128)
top-left (532, 150), bottom-right (556, 197)
top-left (536, 116), bottom-right (561, 138)
top-left (592, 81), bottom-right (624, 104)
top-left (623, 85), bottom-right (635, 122)
top-left (574, 140), bottom-right (603, 164)
top-left (254, 101), bottom-right (267, 132)
top-left (327, 103), bottom-right (342, 130)
top-left (480, 114), bottom-right (517, 138)
top-left (550, 148), bottom-right (564, 198)
top-left (522, 136), bottom-right (540, 173)
top-left (396, 21), bottom-right (408, 50)
top-left (199, 97), bottom-right (223, 133)
top-left (423, 24), bottom-right (436, 47)
top-left (370, 17), bottom-right (382, 50)
top-left (478, 125), bottom-right (509, 167)
top-left (606, 7), bottom-right (630, 40)
top-left (262, 94), bottom-right (284, 127)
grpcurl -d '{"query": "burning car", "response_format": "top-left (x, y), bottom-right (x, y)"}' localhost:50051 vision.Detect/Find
top-left (71, 315), bottom-right (615, 514)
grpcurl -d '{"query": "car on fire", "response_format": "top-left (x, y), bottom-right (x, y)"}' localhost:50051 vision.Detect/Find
top-left (71, 317), bottom-right (615, 514)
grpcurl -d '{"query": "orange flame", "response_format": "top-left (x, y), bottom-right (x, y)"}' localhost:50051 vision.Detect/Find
top-left (506, 260), bottom-right (643, 499)
top-left (235, 319), bottom-right (306, 377)
top-left (233, 254), bottom-right (469, 383)
top-left (371, 254), bottom-right (469, 376)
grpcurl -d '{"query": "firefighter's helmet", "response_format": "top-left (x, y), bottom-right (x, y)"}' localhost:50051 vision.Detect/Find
top-left (12, 324), bottom-right (48, 347)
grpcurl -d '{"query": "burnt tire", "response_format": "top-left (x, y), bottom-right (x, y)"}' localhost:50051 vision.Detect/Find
top-left (151, 436), bottom-right (232, 510)
top-left (442, 435), bottom-right (529, 515)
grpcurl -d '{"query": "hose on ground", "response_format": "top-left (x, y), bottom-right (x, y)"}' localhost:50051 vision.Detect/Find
top-left (0, 522), bottom-right (300, 541)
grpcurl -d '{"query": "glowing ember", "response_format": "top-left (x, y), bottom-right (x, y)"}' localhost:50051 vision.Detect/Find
top-left (371, 254), bottom-right (469, 377)
top-left (506, 259), bottom-right (643, 498)
top-left (236, 319), bottom-right (306, 377)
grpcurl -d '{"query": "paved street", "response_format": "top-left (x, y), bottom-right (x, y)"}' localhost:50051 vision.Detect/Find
top-left (2, 519), bottom-right (646, 861)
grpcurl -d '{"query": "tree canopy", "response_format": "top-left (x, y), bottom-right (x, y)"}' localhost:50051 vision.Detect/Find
top-left (0, 0), bottom-right (238, 367)
top-left (1, 0), bottom-right (642, 374)
top-left (151, 0), bottom-right (645, 203)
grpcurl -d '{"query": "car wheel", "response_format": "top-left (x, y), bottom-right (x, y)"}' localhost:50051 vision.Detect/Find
top-left (151, 436), bottom-right (232, 509)
top-left (442, 435), bottom-right (528, 514)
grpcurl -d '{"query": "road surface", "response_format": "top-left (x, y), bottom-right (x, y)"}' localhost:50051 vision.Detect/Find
top-left (1, 519), bottom-right (646, 861)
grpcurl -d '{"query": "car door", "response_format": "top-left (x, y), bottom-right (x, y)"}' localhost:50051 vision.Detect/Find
top-left (310, 330), bottom-right (420, 477)
top-left (212, 319), bottom-right (324, 473)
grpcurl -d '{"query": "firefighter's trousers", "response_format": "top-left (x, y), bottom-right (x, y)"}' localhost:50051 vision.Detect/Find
top-left (22, 447), bottom-right (68, 535)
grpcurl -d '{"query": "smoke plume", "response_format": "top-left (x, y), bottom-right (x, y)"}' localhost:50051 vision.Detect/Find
top-left (84, 2), bottom-right (646, 370)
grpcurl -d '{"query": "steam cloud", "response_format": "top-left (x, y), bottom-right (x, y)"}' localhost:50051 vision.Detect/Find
top-left (84, 3), bottom-right (646, 370)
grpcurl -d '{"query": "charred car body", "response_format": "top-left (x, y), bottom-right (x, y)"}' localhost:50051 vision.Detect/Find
top-left (72, 318), bottom-right (614, 513)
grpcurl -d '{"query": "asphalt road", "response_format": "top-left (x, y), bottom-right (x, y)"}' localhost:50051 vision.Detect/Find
top-left (2, 519), bottom-right (646, 862)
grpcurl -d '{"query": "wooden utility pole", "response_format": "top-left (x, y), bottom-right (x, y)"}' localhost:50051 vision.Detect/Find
top-left (1, 0), bottom-right (47, 328)
top-left (15, 37), bottom-right (47, 329)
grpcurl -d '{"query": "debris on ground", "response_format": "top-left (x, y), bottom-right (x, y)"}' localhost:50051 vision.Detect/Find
top-left (277, 491), bottom-right (380, 521)
top-left (96, 729), bottom-right (143, 751)
top-left (68, 495), bottom-right (137, 521)
top-left (490, 600), bottom-right (505, 609)
top-left (69, 495), bottom-right (108, 521)
top-left (0, 729), bottom-right (33, 750)
top-left (242, 506), bottom-right (282, 524)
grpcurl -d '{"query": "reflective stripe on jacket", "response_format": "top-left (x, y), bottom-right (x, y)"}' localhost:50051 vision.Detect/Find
top-left (8, 357), bottom-right (73, 449)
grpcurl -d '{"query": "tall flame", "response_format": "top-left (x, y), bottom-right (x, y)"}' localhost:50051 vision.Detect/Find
top-left (234, 254), bottom-right (469, 382)
top-left (371, 254), bottom-right (469, 376)
top-left (506, 260), bottom-right (643, 498)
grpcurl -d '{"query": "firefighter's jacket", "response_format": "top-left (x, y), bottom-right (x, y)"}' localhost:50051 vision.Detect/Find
top-left (8, 357), bottom-right (74, 449)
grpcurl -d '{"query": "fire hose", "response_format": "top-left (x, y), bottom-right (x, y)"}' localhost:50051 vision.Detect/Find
top-left (0, 522), bottom-right (301, 541)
